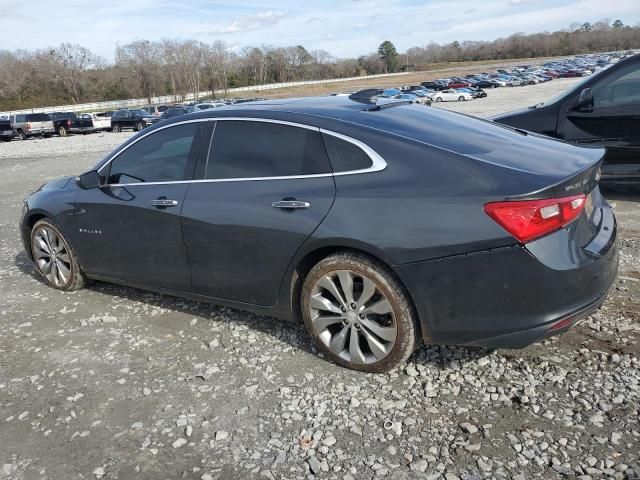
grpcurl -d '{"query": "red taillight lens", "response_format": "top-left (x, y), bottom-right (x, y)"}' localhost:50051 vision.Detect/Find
top-left (67, 119), bottom-right (72, 128)
top-left (26, 122), bottom-right (32, 130)
top-left (484, 194), bottom-right (586, 243)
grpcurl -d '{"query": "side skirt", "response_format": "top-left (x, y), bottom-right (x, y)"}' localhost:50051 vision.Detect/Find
top-left (85, 273), bottom-right (295, 322)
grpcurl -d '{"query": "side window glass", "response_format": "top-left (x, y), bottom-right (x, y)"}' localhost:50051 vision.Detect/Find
top-left (107, 123), bottom-right (201, 184)
top-left (592, 62), bottom-right (640, 107)
top-left (322, 133), bottom-right (373, 172)
top-left (206, 121), bottom-right (330, 179)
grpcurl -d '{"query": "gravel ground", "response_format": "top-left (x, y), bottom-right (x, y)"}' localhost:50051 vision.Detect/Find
top-left (0, 81), bottom-right (639, 480)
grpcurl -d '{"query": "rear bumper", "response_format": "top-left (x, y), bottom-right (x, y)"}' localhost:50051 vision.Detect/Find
top-left (27, 128), bottom-right (54, 135)
top-left (395, 209), bottom-right (618, 348)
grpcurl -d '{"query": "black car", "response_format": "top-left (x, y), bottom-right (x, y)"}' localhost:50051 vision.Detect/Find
top-left (494, 54), bottom-right (640, 185)
top-left (0, 118), bottom-right (14, 142)
top-left (110, 109), bottom-right (155, 132)
top-left (420, 81), bottom-right (446, 91)
top-left (470, 79), bottom-right (500, 89)
top-left (156, 106), bottom-right (199, 122)
top-left (20, 94), bottom-right (618, 372)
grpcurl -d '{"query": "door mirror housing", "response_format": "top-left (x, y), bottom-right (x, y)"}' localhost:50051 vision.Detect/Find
top-left (576, 88), bottom-right (594, 111)
top-left (76, 170), bottom-right (102, 189)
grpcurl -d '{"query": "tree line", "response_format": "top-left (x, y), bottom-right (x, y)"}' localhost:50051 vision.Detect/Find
top-left (0, 18), bottom-right (638, 111)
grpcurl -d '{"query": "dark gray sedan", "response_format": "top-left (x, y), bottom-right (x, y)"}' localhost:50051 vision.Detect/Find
top-left (20, 94), bottom-right (618, 372)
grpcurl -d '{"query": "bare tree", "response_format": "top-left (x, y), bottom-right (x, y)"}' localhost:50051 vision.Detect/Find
top-left (49, 43), bottom-right (99, 103)
top-left (116, 40), bottom-right (162, 104)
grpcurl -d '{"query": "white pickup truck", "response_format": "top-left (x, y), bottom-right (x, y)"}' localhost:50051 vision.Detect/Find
top-left (83, 113), bottom-right (112, 131)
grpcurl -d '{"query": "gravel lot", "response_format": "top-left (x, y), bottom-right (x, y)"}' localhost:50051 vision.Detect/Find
top-left (1, 81), bottom-right (639, 480)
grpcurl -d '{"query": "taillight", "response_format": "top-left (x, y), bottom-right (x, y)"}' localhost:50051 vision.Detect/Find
top-left (67, 119), bottom-right (72, 128)
top-left (26, 122), bottom-right (32, 130)
top-left (484, 194), bottom-right (586, 243)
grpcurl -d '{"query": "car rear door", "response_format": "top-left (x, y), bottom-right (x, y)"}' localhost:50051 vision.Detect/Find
top-left (180, 118), bottom-right (336, 306)
top-left (73, 121), bottom-right (210, 290)
top-left (559, 59), bottom-right (640, 181)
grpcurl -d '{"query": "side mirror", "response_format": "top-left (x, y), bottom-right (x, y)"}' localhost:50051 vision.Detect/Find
top-left (576, 88), bottom-right (594, 111)
top-left (76, 170), bottom-right (102, 189)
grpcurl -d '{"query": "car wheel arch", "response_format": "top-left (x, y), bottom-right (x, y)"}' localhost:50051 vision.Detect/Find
top-left (286, 243), bottom-right (420, 331)
top-left (23, 212), bottom-right (50, 261)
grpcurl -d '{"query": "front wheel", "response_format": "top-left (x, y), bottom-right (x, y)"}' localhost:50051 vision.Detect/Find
top-left (435, 97), bottom-right (442, 102)
top-left (30, 219), bottom-right (87, 291)
top-left (301, 252), bottom-right (419, 373)
top-left (458, 96), bottom-right (465, 101)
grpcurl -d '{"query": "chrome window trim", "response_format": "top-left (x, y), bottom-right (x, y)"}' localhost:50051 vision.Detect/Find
top-left (99, 116), bottom-right (386, 187)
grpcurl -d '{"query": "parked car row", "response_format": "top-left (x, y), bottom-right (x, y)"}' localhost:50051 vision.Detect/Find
top-left (420, 53), bottom-right (615, 93)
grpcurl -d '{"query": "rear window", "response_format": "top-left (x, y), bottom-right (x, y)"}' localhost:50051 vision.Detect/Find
top-left (26, 114), bottom-right (51, 122)
top-left (322, 133), bottom-right (373, 172)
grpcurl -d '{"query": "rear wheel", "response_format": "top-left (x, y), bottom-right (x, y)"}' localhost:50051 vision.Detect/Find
top-left (30, 219), bottom-right (87, 291)
top-left (301, 252), bottom-right (419, 373)
top-left (112, 124), bottom-right (121, 133)
top-left (58, 126), bottom-right (68, 137)
top-left (17, 130), bottom-right (27, 140)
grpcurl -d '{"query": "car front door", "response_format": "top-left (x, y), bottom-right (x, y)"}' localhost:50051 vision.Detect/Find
top-left (559, 59), bottom-right (640, 181)
top-left (180, 119), bottom-right (336, 306)
top-left (73, 121), bottom-right (210, 290)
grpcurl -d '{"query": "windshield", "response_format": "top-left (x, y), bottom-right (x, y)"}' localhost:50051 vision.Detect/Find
top-left (533, 64), bottom-right (613, 108)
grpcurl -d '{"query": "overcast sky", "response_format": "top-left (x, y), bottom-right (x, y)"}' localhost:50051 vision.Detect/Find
top-left (1, 0), bottom-right (639, 60)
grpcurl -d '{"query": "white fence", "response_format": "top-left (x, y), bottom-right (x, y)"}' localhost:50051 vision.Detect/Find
top-left (1, 72), bottom-right (410, 116)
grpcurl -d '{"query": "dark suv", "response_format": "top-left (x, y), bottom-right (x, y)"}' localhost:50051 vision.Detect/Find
top-left (0, 118), bottom-right (14, 142)
top-left (110, 109), bottom-right (155, 132)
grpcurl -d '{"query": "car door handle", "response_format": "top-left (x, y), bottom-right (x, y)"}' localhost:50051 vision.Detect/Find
top-left (150, 199), bottom-right (178, 208)
top-left (272, 200), bottom-right (310, 209)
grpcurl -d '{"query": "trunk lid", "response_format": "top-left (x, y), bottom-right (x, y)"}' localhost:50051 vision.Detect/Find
top-left (348, 105), bottom-right (605, 192)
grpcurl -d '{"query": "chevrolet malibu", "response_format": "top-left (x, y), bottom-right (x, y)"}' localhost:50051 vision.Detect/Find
top-left (20, 94), bottom-right (618, 372)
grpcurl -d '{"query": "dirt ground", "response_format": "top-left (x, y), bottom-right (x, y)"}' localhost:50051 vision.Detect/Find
top-left (0, 77), bottom-right (638, 480)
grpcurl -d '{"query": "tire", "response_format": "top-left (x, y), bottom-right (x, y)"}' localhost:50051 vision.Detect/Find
top-left (43, 133), bottom-right (52, 138)
top-left (58, 126), bottom-right (68, 137)
top-left (30, 219), bottom-right (88, 291)
top-left (301, 251), bottom-right (419, 373)
top-left (435, 97), bottom-right (442, 102)
top-left (458, 96), bottom-right (465, 101)
top-left (17, 130), bottom-right (27, 140)
top-left (135, 122), bottom-right (144, 131)
top-left (112, 124), bottom-right (121, 133)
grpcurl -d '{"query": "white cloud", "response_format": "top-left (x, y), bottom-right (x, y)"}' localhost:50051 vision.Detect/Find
top-left (0, 0), bottom-right (638, 60)
top-left (210, 10), bottom-right (289, 35)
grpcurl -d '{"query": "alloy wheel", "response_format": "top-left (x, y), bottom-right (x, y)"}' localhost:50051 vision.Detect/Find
top-left (32, 226), bottom-right (72, 287)
top-left (308, 270), bottom-right (397, 365)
